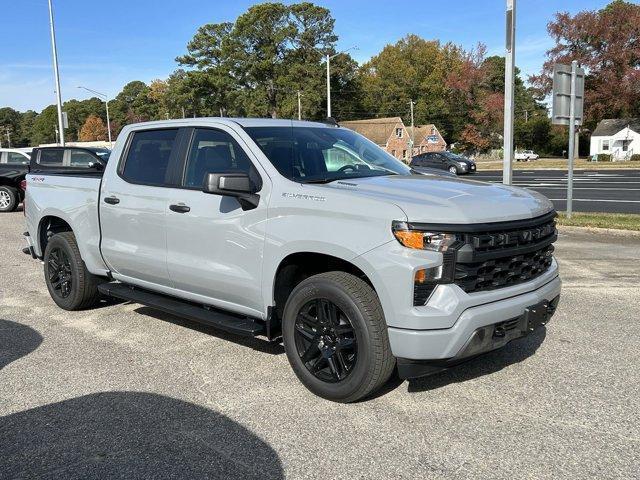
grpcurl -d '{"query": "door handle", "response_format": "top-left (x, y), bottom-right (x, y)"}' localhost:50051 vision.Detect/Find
top-left (104, 196), bottom-right (120, 205)
top-left (169, 204), bottom-right (190, 213)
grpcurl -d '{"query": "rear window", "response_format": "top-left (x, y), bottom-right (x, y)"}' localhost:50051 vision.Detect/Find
top-left (122, 129), bottom-right (178, 186)
top-left (6, 152), bottom-right (30, 165)
top-left (38, 149), bottom-right (64, 166)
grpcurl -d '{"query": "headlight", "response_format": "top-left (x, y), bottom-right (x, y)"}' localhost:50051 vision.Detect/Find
top-left (458, 162), bottom-right (468, 167)
top-left (392, 221), bottom-right (458, 252)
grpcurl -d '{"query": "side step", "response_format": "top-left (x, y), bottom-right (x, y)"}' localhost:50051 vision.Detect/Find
top-left (98, 283), bottom-right (265, 337)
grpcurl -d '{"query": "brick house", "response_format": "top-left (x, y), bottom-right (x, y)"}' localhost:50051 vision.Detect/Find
top-left (340, 117), bottom-right (413, 162)
top-left (411, 124), bottom-right (447, 155)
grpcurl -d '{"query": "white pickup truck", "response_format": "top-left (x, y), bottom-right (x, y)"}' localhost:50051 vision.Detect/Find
top-left (515, 150), bottom-right (540, 161)
top-left (23, 118), bottom-right (561, 402)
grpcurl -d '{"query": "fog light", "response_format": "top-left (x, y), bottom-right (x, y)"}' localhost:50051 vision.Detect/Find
top-left (415, 265), bottom-right (443, 284)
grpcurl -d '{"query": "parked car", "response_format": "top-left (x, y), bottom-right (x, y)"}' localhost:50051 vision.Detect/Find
top-left (410, 151), bottom-right (476, 175)
top-left (23, 119), bottom-right (561, 402)
top-left (515, 150), bottom-right (539, 161)
top-left (0, 148), bottom-right (31, 212)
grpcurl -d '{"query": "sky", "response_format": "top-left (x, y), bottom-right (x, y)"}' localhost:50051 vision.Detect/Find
top-left (1, 0), bottom-right (610, 112)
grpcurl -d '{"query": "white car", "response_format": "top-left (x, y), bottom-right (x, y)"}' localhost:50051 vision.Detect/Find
top-left (515, 150), bottom-right (539, 161)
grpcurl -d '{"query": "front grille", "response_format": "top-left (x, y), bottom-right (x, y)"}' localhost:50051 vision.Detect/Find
top-left (454, 244), bottom-right (554, 293)
top-left (453, 213), bottom-right (557, 294)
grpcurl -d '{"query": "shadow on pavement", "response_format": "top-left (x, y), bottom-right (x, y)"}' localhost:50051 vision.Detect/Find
top-left (0, 319), bottom-right (43, 370)
top-left (0, 391), bottom-right (284, 479)
top-left (133, 306), bottom-right (285, 355)
top-left (407, 328), bottom-right (547, 393)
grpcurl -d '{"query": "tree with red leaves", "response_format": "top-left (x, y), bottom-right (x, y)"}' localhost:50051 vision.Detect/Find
top-left (530, 0), bottom-right (640, 130)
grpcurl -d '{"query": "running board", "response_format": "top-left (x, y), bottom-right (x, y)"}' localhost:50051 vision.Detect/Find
top-left (98, 283), bottom-right (265, 337)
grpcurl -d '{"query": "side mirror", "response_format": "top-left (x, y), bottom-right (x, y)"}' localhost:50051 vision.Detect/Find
top-left (87, 160), bottom-right (105, 171)
top-left (203, 172), bottom-right (260, 210)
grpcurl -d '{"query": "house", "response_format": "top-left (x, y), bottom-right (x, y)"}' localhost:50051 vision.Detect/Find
top-left (411, 124), bottom-right (447, 155)
top-left (340, 117), bottom-right (412, 161)
top-left (590, 118), bottom-right (640, 160)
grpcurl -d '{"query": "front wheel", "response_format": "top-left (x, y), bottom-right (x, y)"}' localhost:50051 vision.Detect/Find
top-left (448, 166), bottom-right (458, 174)
top-left (0, 186), bottom-right (19, 212)
top-left (44, 232), bottom-right (102, 310)
top-left (282, 272), bottom-right (395, 402)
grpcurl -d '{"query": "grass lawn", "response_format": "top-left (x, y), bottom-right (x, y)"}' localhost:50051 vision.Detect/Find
top-left (557, 212), bottom-right (640, 231)
top-left (476, 158), bottom-right (640, 171)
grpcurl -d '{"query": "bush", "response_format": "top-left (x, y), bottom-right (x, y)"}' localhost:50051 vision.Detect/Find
top-left (597, 153), bottom-right (612, 162)
top-left (630, 154), bottom-right (640, 162)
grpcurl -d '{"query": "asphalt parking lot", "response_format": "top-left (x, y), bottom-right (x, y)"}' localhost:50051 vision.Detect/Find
top-left (1, 210), bottom-right (639, 479)
top-left (474, 169), bottom-right (640, 214)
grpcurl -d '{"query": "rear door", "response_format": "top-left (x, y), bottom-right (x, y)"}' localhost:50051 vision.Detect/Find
top-left (163, 125), bottom-right (269, 315)
top-left (100, 128), bottom-right (182, 288)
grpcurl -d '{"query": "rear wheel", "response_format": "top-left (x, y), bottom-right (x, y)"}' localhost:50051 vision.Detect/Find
top-left (44, 231), bottom-right (102, 310)
top-left (282, 272), bottom-right (395, 402)
top-left (0, 186), bottom-right (19, 212)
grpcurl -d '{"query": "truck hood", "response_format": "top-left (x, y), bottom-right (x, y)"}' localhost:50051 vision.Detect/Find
top-left (323, 175), bottom-right (554, 224)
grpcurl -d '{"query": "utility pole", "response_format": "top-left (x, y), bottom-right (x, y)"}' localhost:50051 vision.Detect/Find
top-left (524, 110), bottom-right (528, 123)
top-left (408, 100), bottom-right (415, 159)
top-left (5, 127), bottom-right (11, 148)
top-left (47, 0), bottom-right (65, 146)
top-left (566, 60), bottom-right (578, 219)
top-left (297, 91), bottom-right (303, 121)
top-left (182, 106), bottom-right (186, 119)
top-left (326, 54), bottom-right (332, 118)
top-left (502, 0), bottom-right (516, 185)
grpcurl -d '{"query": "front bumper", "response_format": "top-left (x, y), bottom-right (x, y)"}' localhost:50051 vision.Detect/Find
top-left (396, 294), bottom-right (560, 379)
top-left (387, 273), bottom-right (561, 368)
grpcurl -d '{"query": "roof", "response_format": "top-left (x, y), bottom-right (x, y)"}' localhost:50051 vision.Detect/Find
top-left (412, 124), bottom-right (445, 145)
top-left (592, 118), bottom-right (640, 137)
top-left (125, 117), bottom-right (334, 130)
top-left (340, 117), bottom-right (405, 145)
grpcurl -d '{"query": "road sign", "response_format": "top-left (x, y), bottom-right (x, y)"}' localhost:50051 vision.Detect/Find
top-left (552, 63), bottom-right (584, 126)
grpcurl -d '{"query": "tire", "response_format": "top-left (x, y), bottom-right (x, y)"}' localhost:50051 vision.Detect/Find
top-left (282, 271), bottom-right (395, 402)
top-left (43, 231), bottom-right (102, 310)
top-left (0, 186), bottom-right (19, 212)
top-left (448, 166), bottom-right (458, 174)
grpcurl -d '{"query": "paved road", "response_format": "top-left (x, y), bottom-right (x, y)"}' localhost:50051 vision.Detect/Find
top-left (1, 211), bottom-right (639, 479)
top-left (474, 169), bottom-right (640, 214)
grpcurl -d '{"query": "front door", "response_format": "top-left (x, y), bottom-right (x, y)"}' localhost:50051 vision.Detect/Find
top-left (164, 126), bottom-right (268, 316)
top-left (100, 128), bottom-right (180, 288)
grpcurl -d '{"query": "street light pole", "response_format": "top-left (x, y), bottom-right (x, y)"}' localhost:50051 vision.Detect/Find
top-left (77, 86), bottom-right (112, 146)
top-left (297, 91), bottom-right (302, 120)
top-left (502, 0), bottom-right (516, 185)
top-left (324, 46), bottom-right (358, 119)
top-left (47, 0), bottom-right (65, 146)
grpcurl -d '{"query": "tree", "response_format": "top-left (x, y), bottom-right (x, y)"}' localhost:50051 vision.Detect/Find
top-left (176, 2), bottom-right (340, 119)
top-left (79, 115), bottom-right (108, 141)
top-left (531, 0), bottom-right (640, 130)
top-left (0, 107), bottom-right (22, 147)
top-left (111, 81), bottom-right (159, 127)
top-left (31, 105), bottom-right (59, 145)
top-left (62, 98), bottom-right (105, 141)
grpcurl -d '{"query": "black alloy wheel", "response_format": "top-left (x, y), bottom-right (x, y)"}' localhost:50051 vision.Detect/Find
top-left (47, 247), bottom-right (73, 299)
top-left (294, 298), bottom-right (357, 383)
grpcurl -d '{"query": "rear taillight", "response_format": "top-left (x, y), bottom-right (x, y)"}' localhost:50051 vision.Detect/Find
top-left (21, 179), bottom-right (26, 216)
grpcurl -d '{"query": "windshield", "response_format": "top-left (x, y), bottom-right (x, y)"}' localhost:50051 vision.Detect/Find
top-left (442, 151), bottom-right (465, 161)
top-left (244, 126), bottom-right (411, 183)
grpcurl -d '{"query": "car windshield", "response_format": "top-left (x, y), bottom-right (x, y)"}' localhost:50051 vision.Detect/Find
top-left (244, 126), bottom-right (411, 183)
top-left (442, 152), bottom-right (464, 160)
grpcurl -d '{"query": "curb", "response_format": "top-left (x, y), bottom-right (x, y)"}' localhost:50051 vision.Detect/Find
top-left (557, 225), bottom-right (640, 237)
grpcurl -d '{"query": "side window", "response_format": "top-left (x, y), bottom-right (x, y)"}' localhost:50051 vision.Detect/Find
top-left (7, 152), bottom-right (29, 165)
top-left (69, 150), bottom-right (97, 167)
top-left (122, 129), bottom-right (178, 186)
top-left (183, 128), bottom-right (254, 188)
top-left (38, 149), bottom-right (64, 166)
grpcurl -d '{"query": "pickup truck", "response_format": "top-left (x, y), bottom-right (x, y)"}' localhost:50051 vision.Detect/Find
top-left (515, 150), bottom-right (540, 161)
top-left (0, 148), bottom-right (31, 212)
top-left (23, 118), bottom-right (561, 402)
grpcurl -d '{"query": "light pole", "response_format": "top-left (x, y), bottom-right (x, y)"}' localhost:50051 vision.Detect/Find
top-left (325, 46), bottom-right (358, 118)
top-left (77, 86), bottom-right (112, 145)
top-left (502, 0), bottom-right (516, 185)
top-left (47, 0), bottom-right (65, 146)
